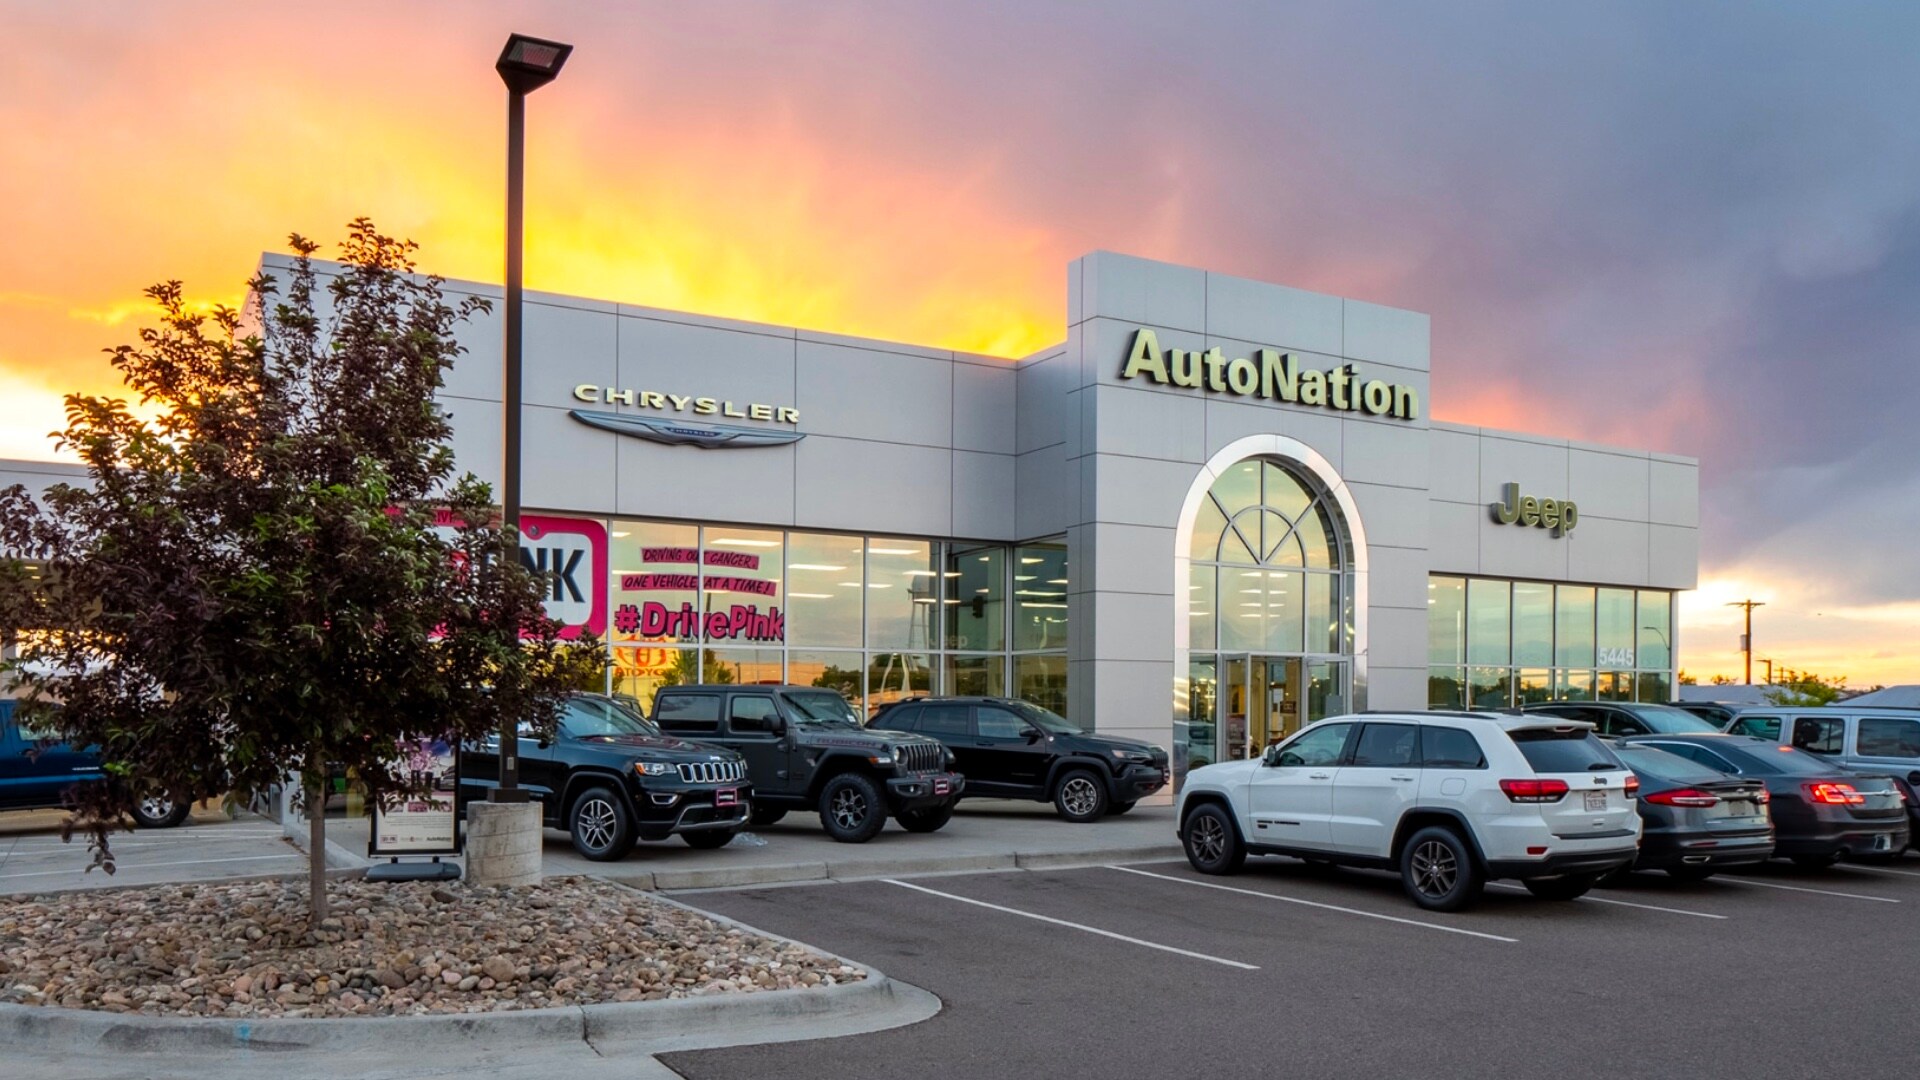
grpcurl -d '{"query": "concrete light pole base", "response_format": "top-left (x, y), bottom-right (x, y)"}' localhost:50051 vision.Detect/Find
top-left (466, 801), bottom-right (543, 887)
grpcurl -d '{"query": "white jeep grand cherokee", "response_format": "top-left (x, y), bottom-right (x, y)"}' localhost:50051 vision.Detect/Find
top-left (1177, 712), bottom-right (1642, 911)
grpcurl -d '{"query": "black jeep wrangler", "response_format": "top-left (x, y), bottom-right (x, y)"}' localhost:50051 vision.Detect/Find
top-left (459, 693), bottom-right (753, 861)
top-left (650, 684), bottom-right (964, 842)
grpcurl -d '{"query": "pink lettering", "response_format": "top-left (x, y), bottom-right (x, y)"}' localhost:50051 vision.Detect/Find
top-left (641, 547), bottom-right (698, 564)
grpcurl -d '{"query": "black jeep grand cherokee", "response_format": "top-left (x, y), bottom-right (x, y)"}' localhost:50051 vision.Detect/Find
top-left (651, 685), bottom-right (964, 843)
top-left (870, 696), bottom-right (1168, 822)
top-left (460, 693), bottom-right (752, 861)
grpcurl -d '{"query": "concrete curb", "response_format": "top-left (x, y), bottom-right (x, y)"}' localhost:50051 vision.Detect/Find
top-left (0, 893), bottom-right (934, 1058)
top-left (638, 843), bottom-right (1180, 891)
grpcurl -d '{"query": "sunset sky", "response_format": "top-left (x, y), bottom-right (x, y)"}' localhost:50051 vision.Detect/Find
top-left (3, 1), bottom-right (1917, 686)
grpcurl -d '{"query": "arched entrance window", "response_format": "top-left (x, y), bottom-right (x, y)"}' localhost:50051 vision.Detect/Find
top-left (1184, 457), bottom-right (1354, 777)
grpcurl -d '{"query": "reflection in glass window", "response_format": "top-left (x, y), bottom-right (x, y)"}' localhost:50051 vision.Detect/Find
top-left (1513, 582), bottom-right (1553, 667)
top-left (1428, 666), bottom-right (1466, 709)
top-left (1190, 565), bottom-right (1216, 652)
top-left (1470, 666), bottom-right (1512, 709)
top-left (1015, 653), bottom-right (1068, 718)
top-left (610, 520), bottom-right (699, 646)
top-left (1635, 671), bottom-right (1671, 705)
top-left (1467, 579), bottom-right (1511, 666)
top-left (1517, 669), bottom-right (1552, 705)
top-left (1596, 588), bottom-right (1636, 667)
top-left (867, 652), bottom-right (932, 716)
top-left (1184, 658), bottom-right (1218, 776)
top-left (612, 645), bottom-right (692, 716)
top-left (868, 538), bottom-right (939, 650)
top-left (785, 532), bottom-right (863, 647)
top-left (703, 648), bottom-right (781, 687)
top-left (701, 528), bottom-right (783, 647)
top-left (1429, 577), bottom-right (1465, 665)
top-left (1012, 541), bottom-right (1069, 651)
top-left (1638, 591), bottom-right (1672, 671)
top-left (945, 545), bottom-right (1004, 651)
top-left (945, 654), bottom-right (1005, 698)
top-left (787, 650), bottom-right (864, 710)
top-left (1555, 668), bottom-right (1596, 702)
top-left (1219, 567), bottom-right (1304, 653)
top-left (1556, 586), bottom-right (1596, 668)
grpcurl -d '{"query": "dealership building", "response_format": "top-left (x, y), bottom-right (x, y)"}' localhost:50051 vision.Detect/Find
top-left (1, 251), bottom-right (1699, 784)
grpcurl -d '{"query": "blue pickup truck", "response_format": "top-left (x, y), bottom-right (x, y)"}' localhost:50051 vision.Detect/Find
top-left (0, 700), bottom-right (190, 827)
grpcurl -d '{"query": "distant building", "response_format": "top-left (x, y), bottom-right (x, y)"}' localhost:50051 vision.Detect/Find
top-left (1676, 684), bottom-right (1775, 706)
top-left (1840, 685), bottom-right (1920, 708)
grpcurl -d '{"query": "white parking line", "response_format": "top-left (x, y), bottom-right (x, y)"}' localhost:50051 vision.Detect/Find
top-left (1108, 866), bottom-right (1518, 943)
top-left (0, 853), bottom-right (303, 880)
top-left (1485, 882), bottom-right (1727, 920)
top-left (1722, 878), bottom-right (1899, 903)
top-left (882, 878), bottom-right (1260, 970)
top-left (1840, 863), bottom-right (1920, 880)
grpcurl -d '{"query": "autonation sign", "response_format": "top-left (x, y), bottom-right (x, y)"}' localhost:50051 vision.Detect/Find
top-left (1118, 327), bottom-right (1420, 421)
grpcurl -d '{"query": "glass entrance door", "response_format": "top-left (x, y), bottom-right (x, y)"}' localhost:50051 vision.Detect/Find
top-left (1222, 656), bottom-right (1304, 761)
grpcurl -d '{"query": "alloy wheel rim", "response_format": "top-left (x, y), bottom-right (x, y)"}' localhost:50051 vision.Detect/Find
top-left (1062, 778), bottom-right (1098, 816)
top-left (578, 798), bottom-right (616, 850)
top-left (139, 797), bottom-right (173, 820)
top-left (1190, 815), bottom-right (1226, 863)
top-left (831, 788), bottom-right (867, 829)
top-left (1411, 840), bottom-right (1458, 897)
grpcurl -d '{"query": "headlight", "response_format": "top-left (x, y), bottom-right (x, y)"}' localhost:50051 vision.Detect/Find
top-left (1112, 749), bottom-right (1151, 763)
top-left (635, 761), bottom-right (676, 776)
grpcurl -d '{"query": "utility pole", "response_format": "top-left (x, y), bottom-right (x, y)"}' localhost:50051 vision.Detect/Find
top-left (1760, 657), bottom-right (1774, 684)
top-left (1726, 599), bottom-right (1766, 684)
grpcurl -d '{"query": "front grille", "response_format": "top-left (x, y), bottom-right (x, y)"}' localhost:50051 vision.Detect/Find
top-left (677, 760), bottom-right (747, 784)
top-left (896, 742), bottom-right (943, 774)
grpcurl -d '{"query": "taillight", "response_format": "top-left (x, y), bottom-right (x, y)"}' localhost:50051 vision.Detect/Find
top-left (1805, 782), bottom-right (1865, 805)
top-left (1500, 778), bottom-right (1570, 803)
top-left (1624, 774), bottom-right (1640, 798)
top-left (1755, 789), bottom-right (1771, 804)
top-left (1644, 788), bottom-right (1720, 808)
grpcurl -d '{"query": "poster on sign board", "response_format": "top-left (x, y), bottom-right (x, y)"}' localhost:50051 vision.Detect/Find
top-left (369, 735), bottom-right (461, 856)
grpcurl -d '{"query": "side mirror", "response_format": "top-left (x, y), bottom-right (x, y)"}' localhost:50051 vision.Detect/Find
top-left (1023, 727), bottom-right (1043, 743)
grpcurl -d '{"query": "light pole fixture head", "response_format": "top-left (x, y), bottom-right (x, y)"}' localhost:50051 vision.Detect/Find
top-left (497, 33), bottom-right (573, 94)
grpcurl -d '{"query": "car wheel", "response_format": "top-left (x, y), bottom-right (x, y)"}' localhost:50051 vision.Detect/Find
top-left (1400, 826), bottom-right (1483, 912)
top-left (1523, 872), bottom-right (1601, 901)
top-left (818, 773), bottom-right (887, 843)
top-left (1181, 803), bottom-right (1245, 875)
top-left (1109, 800), bottom-right (1137, 816)
top-left (1665, 865), bottom-right (1716, 882)
top-left (749, 807), bottom-right (787, 827)
top-left (682, 829), bottom-right (737, 850)
top-left (896, 805), bottom-right (954, 833)
top-left (1052, 769), bottom-right (1110, 823)
top-left (129, 796), bottom-right (191, 829)
top-left (569, 786), bottom-right (636, 862)
top-left (1791, 853), bottom-right (1839, 869)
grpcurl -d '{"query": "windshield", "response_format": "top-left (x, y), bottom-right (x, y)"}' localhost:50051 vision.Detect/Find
top-left (561, 696), bottom-right (659, 739)
top-left (1510, 729), bottom-right (1624, 773)
top-left (1627, 704), bottom-right (1723, 734)
top-left (780, 690), bottom-right (861, 726)
top-left (1011, 701), bottom-right (1084, 734)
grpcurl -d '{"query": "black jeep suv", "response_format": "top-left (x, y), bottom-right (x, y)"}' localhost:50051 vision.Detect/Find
top-left (459, 693), bottom-right (752, 861)
top-left (869, 697), bottom-right (1168, 822)
top-left (650, 684), bottom-right (964, 842)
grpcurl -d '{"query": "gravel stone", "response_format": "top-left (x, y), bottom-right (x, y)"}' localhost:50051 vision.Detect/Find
top-left (0, 876), bottom-right (860, 1018)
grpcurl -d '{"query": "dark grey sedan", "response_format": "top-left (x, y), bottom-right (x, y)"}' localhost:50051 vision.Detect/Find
top-left (1609, 741), bottom-right (1773, 881)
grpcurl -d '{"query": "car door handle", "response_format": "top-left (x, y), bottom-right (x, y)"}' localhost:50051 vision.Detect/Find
top-left (1390, 774), bottom-right (1415, 782)
top-left (1308, 772), bottom-right (1331, 780)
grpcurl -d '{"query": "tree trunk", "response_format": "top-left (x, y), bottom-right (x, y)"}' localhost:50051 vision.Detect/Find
top-left (305, 765), bottom-right (329, 924)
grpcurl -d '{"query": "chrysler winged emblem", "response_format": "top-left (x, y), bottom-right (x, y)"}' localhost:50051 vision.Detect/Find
top-left (568, 409), bottom-right (806, 449)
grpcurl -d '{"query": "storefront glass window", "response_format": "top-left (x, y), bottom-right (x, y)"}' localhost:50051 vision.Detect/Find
top-left (1219, 567), bottom-right (1304, 653)
top-left (1467, 579), bottom-right (1511, 666)
top-left (1191, 498), bottom-right (1228, 562)
top-left (867, 652), bottom-right (932, 717)
top-left (700, 528), bottom-right (783, 648)
top-left (1012, 541), bottom-right (1069, 651)
top-left (867, 538), bottom-right (939, 650)
top-left (1306, 570), bottom-right (1338, 654)
top-left (1555, 668), bottom-right (1596, 701)
top-left (1184, 657), bottom-right (1218, 774)
top-left (1636, 670), bottom-right (1672, 704)
top-left (787, 649), bottom-right (864, 703)
top-left (1596, 587), bottom-right (1636, 668)
top-left (1428, 576), bottom-right (1465, 665)
top-left (702, 647), bottom-right (782, 687)
top-left (785, 532), bottom-right (863, 647)
top-left (946, 545), bottom-right (1004, 651)
top-left (1295, 502), bottom-right (1338, 569)
top-left (1428, 666), bottom-right (1466, 709)
top-left (1512, 582), bottom-right (1554, 667)
top-left (1212, 459), bottom-right (1262, 519)
top-left (1190, 565), bottom-right (1216, 651)
top-left (610, 520), bottom-right (699, 646)
top-left (1014, 653), bottom-right (1069, 720)
top-left (612, 645), bottom-right (690, 715)
top-left (1517, 668), bottom-right (1553, 705)
top-left (1597, 670), bottom-right (1634, 701)
top-left (1555, 585), bottom-right (1596, 668)
top-left (1638, 591), bottom-right (1672, 671)
top-left (1469, 666), bottom-right (1513, 709)
top-left (945, 654), bottom-right (1006, 698)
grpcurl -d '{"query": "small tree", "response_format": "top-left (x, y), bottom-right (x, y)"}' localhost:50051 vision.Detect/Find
top-left (1765, 671), bottom-right (1850, 707)
top-left (0, 221), bottom-right (602, 922)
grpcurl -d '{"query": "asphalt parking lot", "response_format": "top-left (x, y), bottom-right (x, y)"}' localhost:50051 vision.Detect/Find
top-left (663, 853), bottom-right (1920, 1080)
top-left (0, 807), bottom-right (297, 895)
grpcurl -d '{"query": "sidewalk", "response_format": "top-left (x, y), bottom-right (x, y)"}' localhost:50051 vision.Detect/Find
top-left (331, 800), bottom-right (1180, 890)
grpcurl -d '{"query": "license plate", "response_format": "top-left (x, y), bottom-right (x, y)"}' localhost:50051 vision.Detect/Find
top-left (933, 778), bottom-right (951, 796)
top-left (714, 788), bottom-right (739, 807)
top-left (1584, 790), bottom-right (1607, 811)
top-left (1875, 833), bottom-right (1892, 851)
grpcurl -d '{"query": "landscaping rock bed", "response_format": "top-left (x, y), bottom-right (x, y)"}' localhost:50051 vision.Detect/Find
top-left (0, 875), bottom-right (862, 1018)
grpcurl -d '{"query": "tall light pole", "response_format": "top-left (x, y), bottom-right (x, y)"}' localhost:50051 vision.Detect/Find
top-left (1726, 599), bottom-right (1765, 685)
top-left (492, 32), bottom-right (572, 802)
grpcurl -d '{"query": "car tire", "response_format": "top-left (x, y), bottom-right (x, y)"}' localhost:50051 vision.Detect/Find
top-left (568, 786), bottom-right (636, 862)
top-left (1523, 872), bottom-right (1601, 901)
top-left (681, 829), bottom-right (737, 850)
top-left (129, 796), bottom-right (191, 829)
top-left (1052, 769), bottom-right (1110, 823)
top-left (896, 804), bottom-right (955, 833)
top-left (1791, 853), bottom-right (1840, 869)
top-left (1181, 803), bottom-right (1245, 875)
top-left (1400, 826), bottom-right (1483, 912)
top-left (749, 807), bottom-right (788, 827)
top-left (1109, 800), bottom-right (1137, 816)
top-left (1665, 865), bottom-right (1716, 882)
top-left (819, 773), bottom-right (887, 843)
